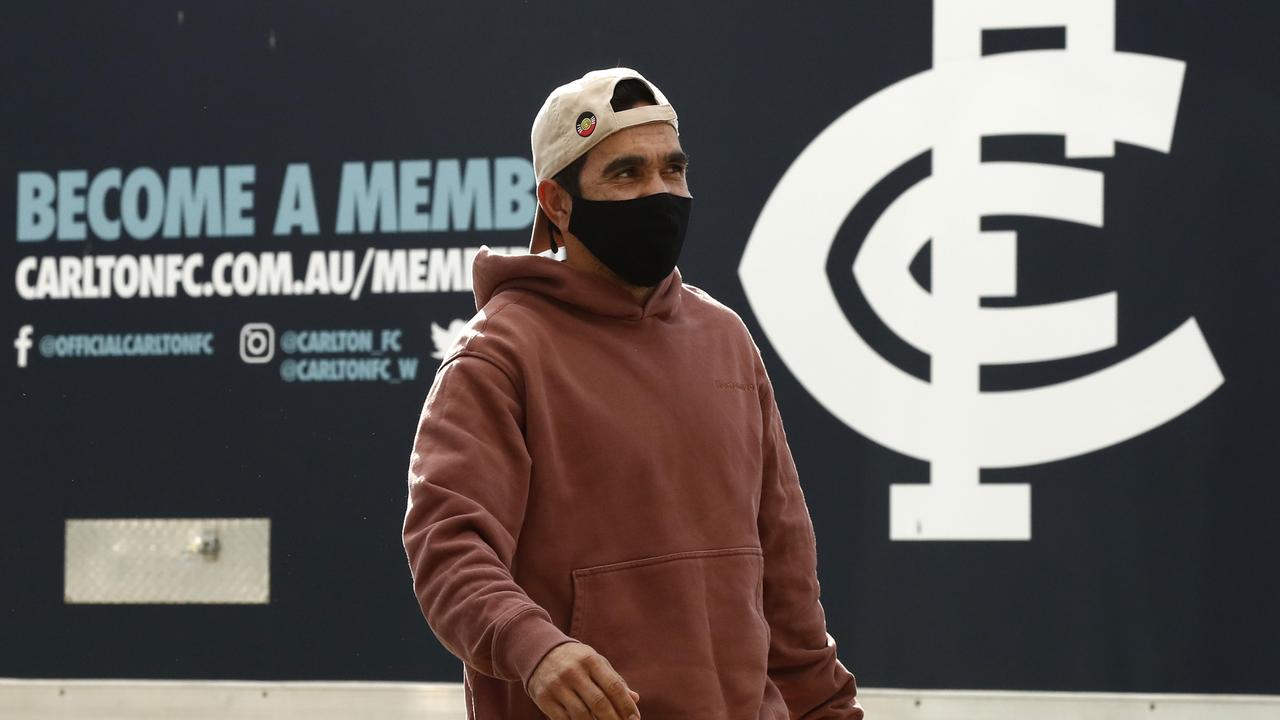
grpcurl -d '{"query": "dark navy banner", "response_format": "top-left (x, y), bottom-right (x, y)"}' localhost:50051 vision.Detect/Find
top-left (2, 0), bottom-right (1277, 696)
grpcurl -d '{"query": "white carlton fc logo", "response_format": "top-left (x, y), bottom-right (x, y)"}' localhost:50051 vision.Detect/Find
top-left (739, 0), bottom-right (1224, 541)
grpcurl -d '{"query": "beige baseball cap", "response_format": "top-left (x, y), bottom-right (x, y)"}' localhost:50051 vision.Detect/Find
top-left (528, 67), bottom-right (679, 254)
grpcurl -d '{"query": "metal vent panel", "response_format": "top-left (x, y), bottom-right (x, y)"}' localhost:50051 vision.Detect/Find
top-left (64, 518), bottom-right (270, 604)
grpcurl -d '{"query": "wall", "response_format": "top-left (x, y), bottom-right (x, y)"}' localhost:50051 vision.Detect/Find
top-left (2, 0), bottom-right (1278, 698)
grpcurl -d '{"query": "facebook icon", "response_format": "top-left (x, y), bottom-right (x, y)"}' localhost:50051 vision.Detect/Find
top-left (14, 325), bottom-right (34, 368)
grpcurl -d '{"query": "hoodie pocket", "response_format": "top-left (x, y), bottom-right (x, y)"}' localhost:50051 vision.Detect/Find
top-left (568, 546), bottom-right (770, 719)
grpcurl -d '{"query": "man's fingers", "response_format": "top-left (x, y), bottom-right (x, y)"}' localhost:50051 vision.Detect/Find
top-left (577, 681), bottom-right (624, 720)
top-left (587, 657), bottom-right (641, 720)
top-left (528, 643), bottom-right (641, 720)
top-left (540, 698), bottom-right (570, 720)
top-left (553, 686), bottom-right (595, 720)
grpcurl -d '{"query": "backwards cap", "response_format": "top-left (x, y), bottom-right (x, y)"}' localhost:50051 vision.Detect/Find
top-left (528, 67), bottom-right (679, 254)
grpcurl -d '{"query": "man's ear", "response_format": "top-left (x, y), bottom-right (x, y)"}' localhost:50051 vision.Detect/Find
top-left (537, 178), bottom-right (572, 232)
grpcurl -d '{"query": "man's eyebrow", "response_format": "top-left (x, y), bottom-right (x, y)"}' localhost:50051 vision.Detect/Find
top-left (600, 154), bottom-right (645, 177)
top-left (599, 151), bottom-right (690, 177)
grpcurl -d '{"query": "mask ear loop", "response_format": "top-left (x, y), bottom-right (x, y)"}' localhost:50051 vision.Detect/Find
top-left (546, 182), bottom-right (576, 254)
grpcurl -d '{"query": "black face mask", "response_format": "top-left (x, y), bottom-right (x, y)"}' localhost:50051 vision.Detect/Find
top-left (555, 191), bottom-right (693, 287)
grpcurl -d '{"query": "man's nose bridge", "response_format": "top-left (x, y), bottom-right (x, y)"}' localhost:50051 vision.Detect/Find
top-left (637, 165), bottom-right (665, 193)
top-left (641, 164), bottom-right (668, 194)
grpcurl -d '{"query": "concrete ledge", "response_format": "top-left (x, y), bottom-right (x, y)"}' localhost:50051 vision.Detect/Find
top-left (1, 678), bottom-right (1278, 719)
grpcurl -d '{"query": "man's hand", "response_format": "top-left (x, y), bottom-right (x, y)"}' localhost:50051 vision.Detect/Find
top-left (528, 642), bottom-right (642, 720)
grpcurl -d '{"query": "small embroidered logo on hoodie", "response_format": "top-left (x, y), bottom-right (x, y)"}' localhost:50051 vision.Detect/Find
top-left (575, 112), bottom-right (597, 137)
top-left (715, 379), bottom-right (756, 392)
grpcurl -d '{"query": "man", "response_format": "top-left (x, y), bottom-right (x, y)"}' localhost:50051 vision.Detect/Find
top-left (402, 67), bottom-right (864, 720)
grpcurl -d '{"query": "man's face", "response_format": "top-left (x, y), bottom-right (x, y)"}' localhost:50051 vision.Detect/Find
top-left (575, 121), bottom-right (690, 202)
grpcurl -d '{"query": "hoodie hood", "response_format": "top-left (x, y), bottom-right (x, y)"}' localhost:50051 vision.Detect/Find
top-left (471, 245), bottom-right (683, 321)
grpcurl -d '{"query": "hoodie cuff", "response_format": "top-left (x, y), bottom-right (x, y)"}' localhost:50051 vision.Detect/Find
top-left (495, 606), bottom-right (581, 693)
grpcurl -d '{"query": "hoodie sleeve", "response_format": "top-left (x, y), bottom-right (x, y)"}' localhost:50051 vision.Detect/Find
top-left (402, 350), bottom-right (579, 692)
top-left (755, 353), bottom-right (865, 720)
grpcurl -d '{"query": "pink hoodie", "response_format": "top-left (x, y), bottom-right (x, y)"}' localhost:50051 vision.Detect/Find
top-left (403, 246), bottom-right (863, 719)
